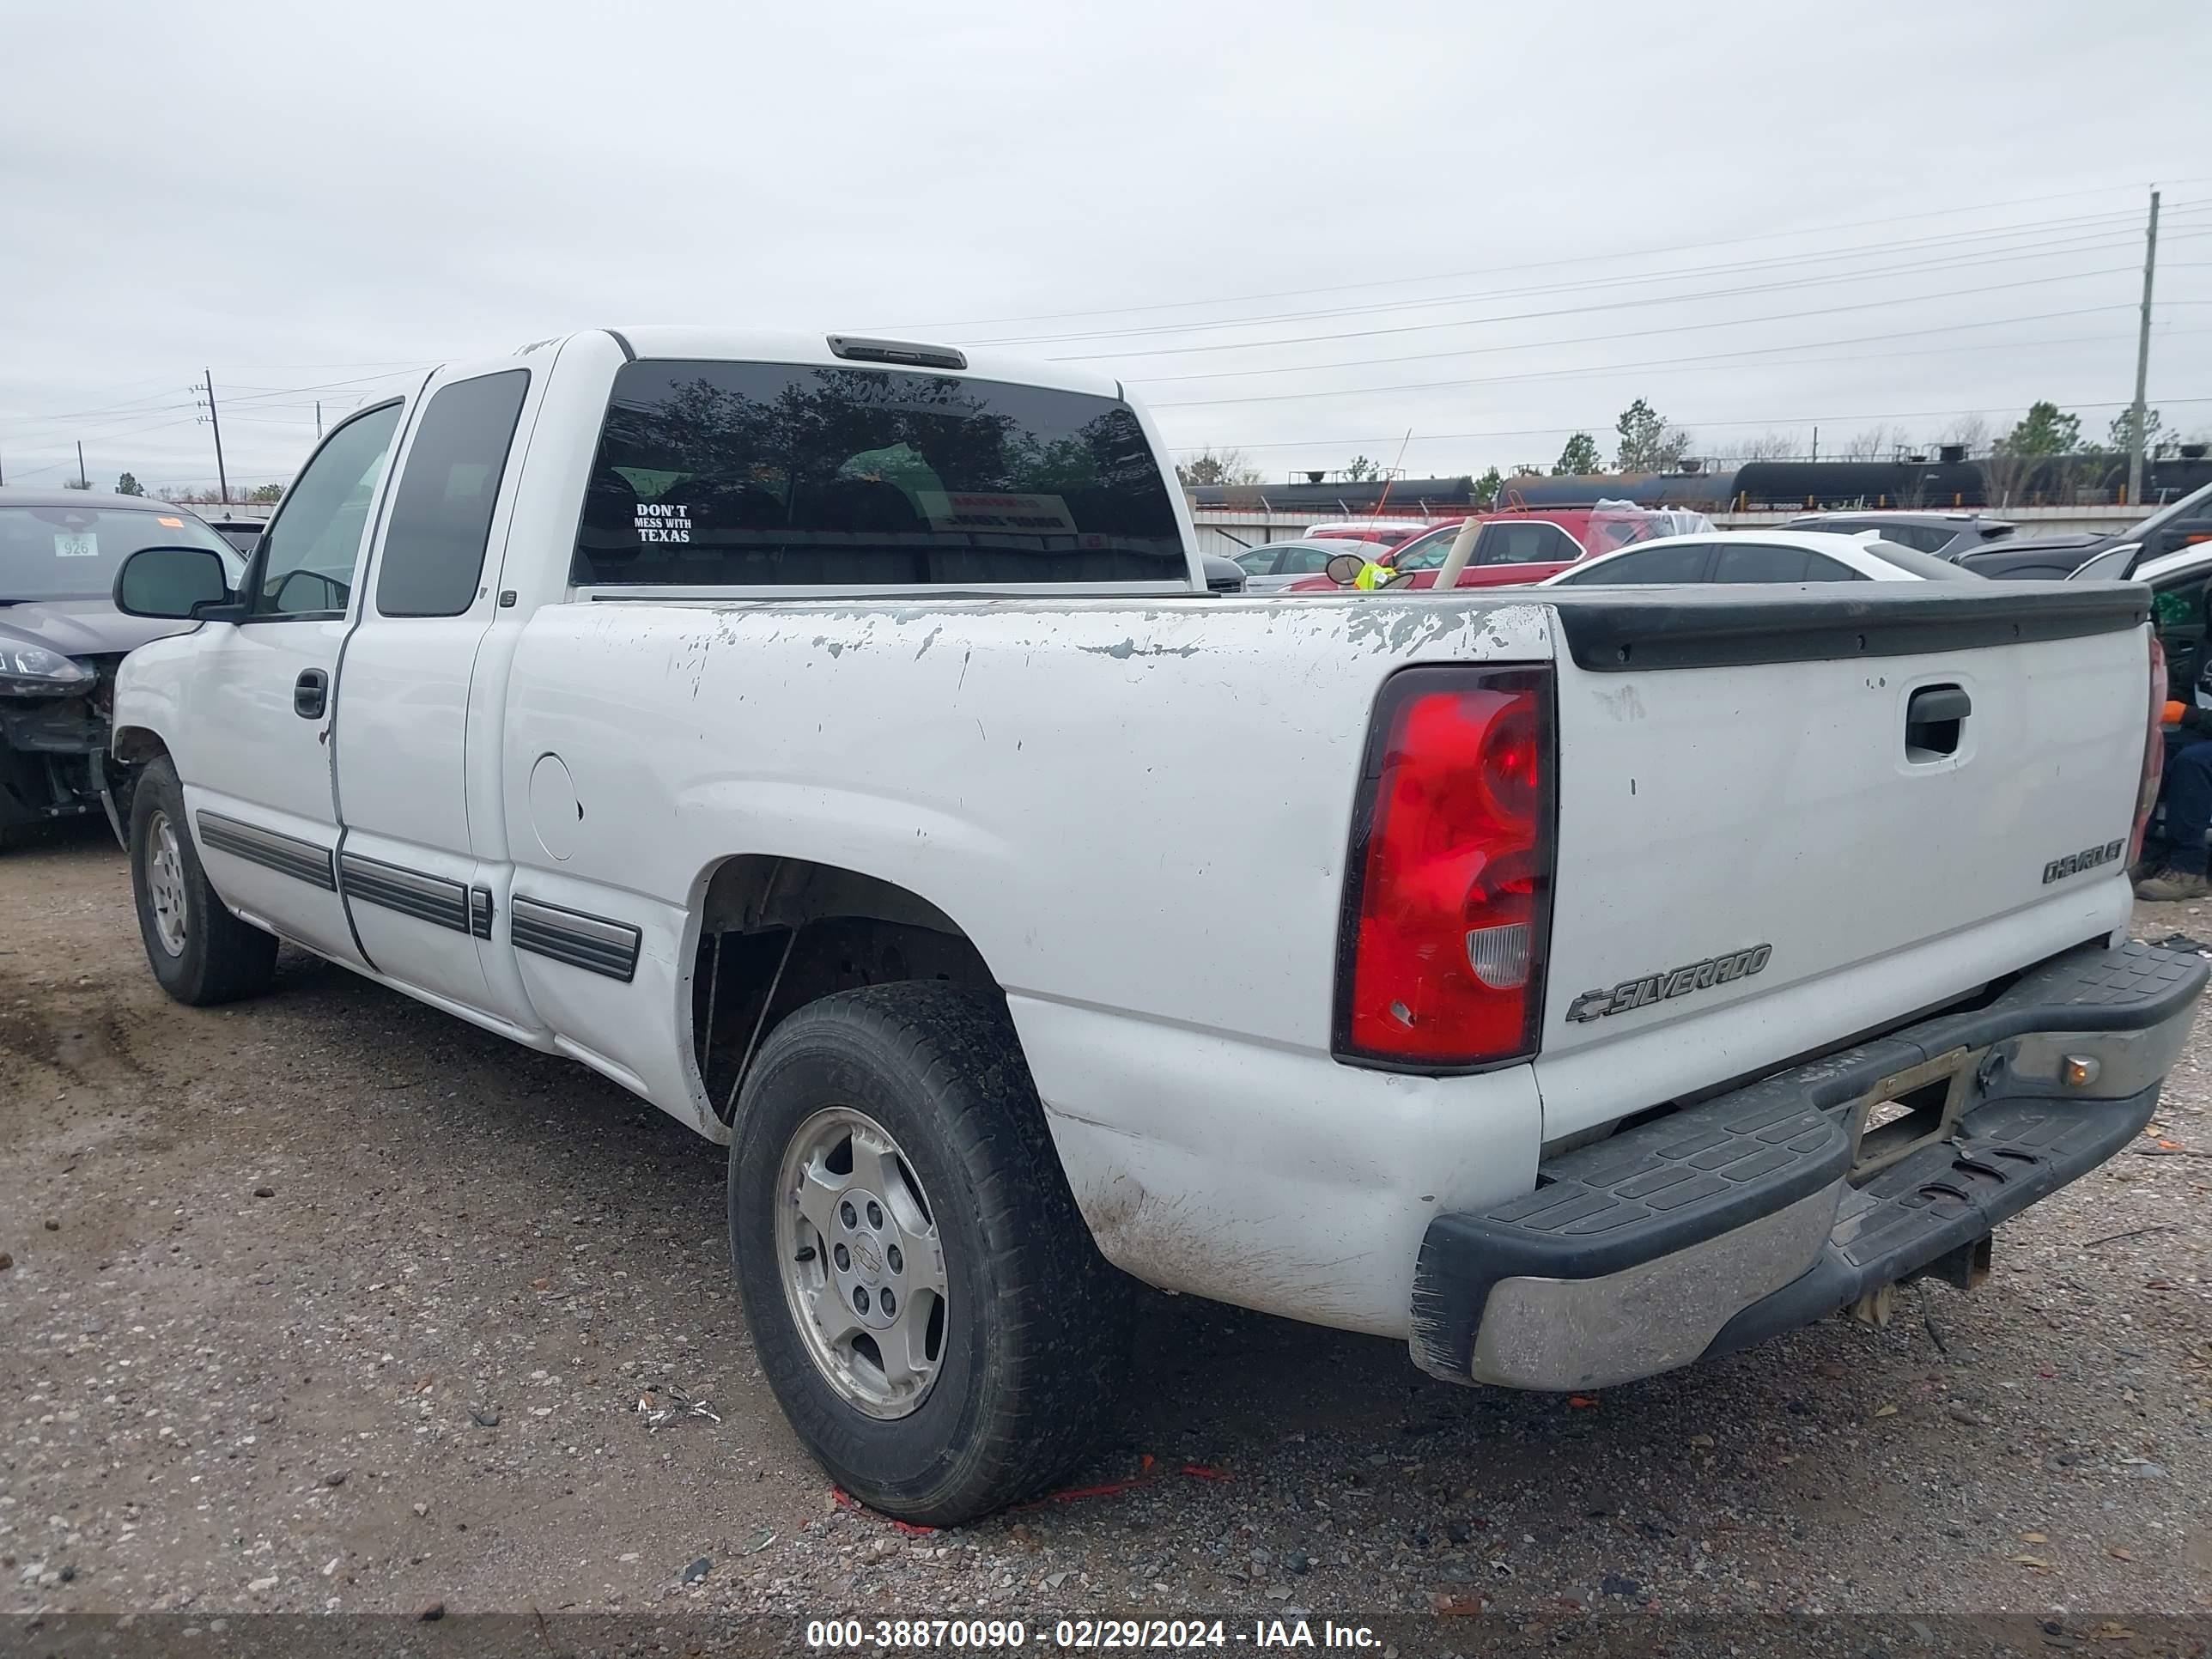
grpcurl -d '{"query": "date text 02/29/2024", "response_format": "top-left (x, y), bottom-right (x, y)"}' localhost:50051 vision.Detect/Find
top-left (805, 1619), bottom-right (1383, 1649)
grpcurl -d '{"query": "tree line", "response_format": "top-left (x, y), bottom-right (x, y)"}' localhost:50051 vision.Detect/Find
top-left (1176, 398), bottom-right (2203, 497)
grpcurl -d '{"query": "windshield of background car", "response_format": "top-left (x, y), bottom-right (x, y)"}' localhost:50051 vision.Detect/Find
top-left (1389, 525), bottom-right (1463, 571)
top-left (0, 507), bottom-right (240, 602)
top-left (573, 361), bottom-right (1188, 586)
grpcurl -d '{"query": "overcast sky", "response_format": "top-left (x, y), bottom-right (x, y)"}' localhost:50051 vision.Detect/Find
top-left (4, 0), bottom-right (2208, 493)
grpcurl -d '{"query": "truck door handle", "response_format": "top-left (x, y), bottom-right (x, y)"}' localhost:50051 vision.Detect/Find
top-left (1905, 684), bottom-right (1970, 757)
top-left (295, 669), bottom-right (328, 720)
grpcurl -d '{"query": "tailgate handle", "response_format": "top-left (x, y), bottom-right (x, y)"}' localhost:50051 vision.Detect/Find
top-left (1906, 684), bottom-right (1970, 757)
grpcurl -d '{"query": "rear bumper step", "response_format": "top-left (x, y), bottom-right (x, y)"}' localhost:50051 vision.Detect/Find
top-left (1410, 940), bottom-right (2205, 1390)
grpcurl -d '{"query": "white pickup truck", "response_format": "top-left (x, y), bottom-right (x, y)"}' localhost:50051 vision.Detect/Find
top-left (107, 328), bottom-right (2201, 1524)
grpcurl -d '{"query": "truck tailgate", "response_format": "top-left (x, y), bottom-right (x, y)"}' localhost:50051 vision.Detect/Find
top-left (1533, 584), bottom-right (2153, 1139)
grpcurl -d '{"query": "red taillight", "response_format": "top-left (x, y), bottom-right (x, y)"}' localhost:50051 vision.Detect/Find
top-left (2133, 631), bottom-right (2167, 865)
top-left (1336, 665), bottom-right (1554, 1067)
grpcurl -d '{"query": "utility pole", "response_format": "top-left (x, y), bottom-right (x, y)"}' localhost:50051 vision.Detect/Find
top-left (315, 400), bottom-right (323, 441)
top-left (76, 441), bottom-right (88, 489)
top-left (2128, 188), bottom-right (2160, 507)
top-left (195, 369), bottom-right (231, 505)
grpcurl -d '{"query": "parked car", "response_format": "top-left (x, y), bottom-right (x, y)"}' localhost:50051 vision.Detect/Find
top-left (1540, 530), bottom-right (1981, 586)
top-left (2065, 479), bottom-right (2212, 584)
top-left (109, 326), bottom-right (2198, 1525)
top-left (0, 488), bottom-right (244, 847)
top-left (198, 516), bottom-right (270, 556)
top-left (1286, 514), bottom-right (1583, 591)
top-left (1231, 537), bottom-right (1373, 592)
top-left (1962, 479), bottom-right (2212, 581)
top-left (1785, 511), bottom-right (2014, 561)
top-left (1288, 504), bottom-right (1705, 592)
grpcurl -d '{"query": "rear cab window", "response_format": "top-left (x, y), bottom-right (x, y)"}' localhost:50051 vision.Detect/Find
top-left (572, 361), bottom-right (1188, 589)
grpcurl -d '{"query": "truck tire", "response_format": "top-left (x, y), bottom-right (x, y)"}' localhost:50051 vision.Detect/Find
top-left (129, 757), bottom-right (278, 1006)
top-left (730, 981), bottom-right (1129, 1525)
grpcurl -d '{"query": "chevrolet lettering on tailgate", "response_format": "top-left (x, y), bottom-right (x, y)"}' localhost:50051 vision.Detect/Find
top-left (2043, 838), bottom-right (2125, 885)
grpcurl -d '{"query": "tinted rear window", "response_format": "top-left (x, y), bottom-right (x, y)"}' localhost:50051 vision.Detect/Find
top-left (573, 361), bottom-right (1186, 587)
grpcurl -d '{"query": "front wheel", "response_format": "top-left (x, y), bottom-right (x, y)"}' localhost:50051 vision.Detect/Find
top-left (730, 982), bottom-right (1129, 1525)
top-left (129, 757), bottom-right (277, 1006)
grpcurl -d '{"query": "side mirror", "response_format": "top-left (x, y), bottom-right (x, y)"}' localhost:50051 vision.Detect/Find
top-left (1324, 551), bottom-right (1368, 586)
top-left (114, 545), bottom-right (235, 620)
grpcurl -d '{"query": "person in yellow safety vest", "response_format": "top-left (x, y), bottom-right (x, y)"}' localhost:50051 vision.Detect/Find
top-left (1352, 557), bottom-right (1392, 590)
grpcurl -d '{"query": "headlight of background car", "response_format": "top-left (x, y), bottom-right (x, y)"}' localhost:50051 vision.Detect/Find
top-left (0, 642), bottom-right (95, 696)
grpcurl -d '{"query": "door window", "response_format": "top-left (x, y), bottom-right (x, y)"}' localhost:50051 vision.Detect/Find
top-left (376, 370), bottom-right (532, 617)
top-left (251, 402), bottom-right (404, 618)
top-left (1475, 521), bottom-right (1582, 566)
top-left (1711, 542), bottom-right (1866, 582)
top-left (1552, 543), bottom-right (1717, 585)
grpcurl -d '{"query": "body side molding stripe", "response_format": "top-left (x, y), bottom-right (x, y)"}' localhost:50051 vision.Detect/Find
top-left (196, 811), bottom-right (337, 890)
top-left (338, 851), bottom-right (471, 933)
top-left (510, 895), bottom-right (641, 982)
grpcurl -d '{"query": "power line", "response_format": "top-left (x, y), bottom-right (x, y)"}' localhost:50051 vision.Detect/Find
top-left (1060, 229), bottom-right (2212, 368)
top-left (1143, 259), bottom-right (2212, 405)
top-left (901, 179), bottom-right (2212, 333)
top-left (1158, 322), bottom-right (2212, 418)
top-left (1133, 302), bottom-right (2136, 389)
top-left (972, 206), bottom-right (2212, 350)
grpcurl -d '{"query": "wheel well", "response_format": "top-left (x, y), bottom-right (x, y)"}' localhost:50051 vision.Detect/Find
top-left (690, 856), bottom-right (998, 1125)
top-left (112, 726), bottom-right (169, 765)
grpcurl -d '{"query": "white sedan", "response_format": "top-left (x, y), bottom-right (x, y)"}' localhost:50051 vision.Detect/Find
top-left (1539, 529), bottom-right (1981, 587)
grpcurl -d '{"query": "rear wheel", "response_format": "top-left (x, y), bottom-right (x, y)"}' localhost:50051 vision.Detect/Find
top-left (730, 982), bottom-right (1128, 1525)
top-left (129, 757), bottom-right (277, 1006)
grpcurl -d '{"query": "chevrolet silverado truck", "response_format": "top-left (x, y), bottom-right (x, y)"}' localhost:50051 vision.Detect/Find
top-left (106, 328), bottom-right (2201, 1524)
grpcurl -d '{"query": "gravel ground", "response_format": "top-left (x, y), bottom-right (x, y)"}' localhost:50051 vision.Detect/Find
top-left (3, 823), bottom-right (2209, 1630)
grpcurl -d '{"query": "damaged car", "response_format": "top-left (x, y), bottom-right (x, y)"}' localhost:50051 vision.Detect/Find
top-left (0, 488), bottom-right (244, 848)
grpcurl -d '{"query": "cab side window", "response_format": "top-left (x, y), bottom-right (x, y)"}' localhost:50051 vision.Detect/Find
top-left (375, 370), bottom-right (531, 617)
top-left (251, 402), bottom-right (404, 618)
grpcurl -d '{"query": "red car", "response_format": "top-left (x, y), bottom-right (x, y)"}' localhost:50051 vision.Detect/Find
top-left (1285, 506), bottom-right (1670, 592)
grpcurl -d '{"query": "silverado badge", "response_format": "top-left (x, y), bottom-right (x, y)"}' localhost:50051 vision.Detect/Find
top-left (1565, 944), bottom-right (1773, 1024)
